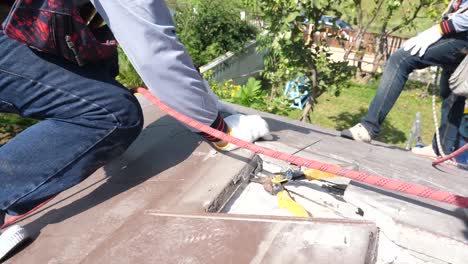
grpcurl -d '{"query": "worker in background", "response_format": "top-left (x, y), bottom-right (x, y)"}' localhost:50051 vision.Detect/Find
top-left (0, 0), bottom-right (270, 259)
top-left (341, 0), bottom-right (468, 158)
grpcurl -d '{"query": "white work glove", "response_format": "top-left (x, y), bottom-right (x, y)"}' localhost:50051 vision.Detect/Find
top-left (403, 25), bottom-right (442, 57)
top-left (215, 114), bottom-right (272, 151)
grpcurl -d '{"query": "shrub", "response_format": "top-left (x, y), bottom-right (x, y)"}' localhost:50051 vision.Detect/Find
top-left (232, 77), bottom-right (263, 106)
top-left (174, 0), bottom-right (257, 66)
top-left (116, 47), bottom-right (146, 89)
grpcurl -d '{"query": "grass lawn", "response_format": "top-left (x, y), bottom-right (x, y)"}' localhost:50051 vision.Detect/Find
top-left (0, 114), bottom-right (37, 146)
top-left (287, 80), bottom-right (441, 148)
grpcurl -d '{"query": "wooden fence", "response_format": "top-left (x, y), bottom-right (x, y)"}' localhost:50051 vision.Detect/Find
top-left (315, 30), bottom-right (408, 55)
top-left (312, 29), bottom-right (408, 72)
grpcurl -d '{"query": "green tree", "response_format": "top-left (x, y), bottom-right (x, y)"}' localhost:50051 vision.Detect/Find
top-left (174, 0), bottom-right (257, 66)
top-left (370, 0), bottom-right (446, 74)
top-left (240, 0), bottom-right (262, 22)
top-left (342, 0), bottom-right (386, 67)
top-left (117, 0), bottom-right (257, 88)
top-left (257, 0), bottom-right (353, 122)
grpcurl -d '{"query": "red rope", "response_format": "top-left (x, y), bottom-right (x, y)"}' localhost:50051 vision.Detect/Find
top-left (134, 87), bottom-right (468, 208)
top-left (1, 196), bottom-right (56, 230)
top-left (432, 143), bottom-right (468, 166)
top-left (2, 88), bottom-right (466, 230)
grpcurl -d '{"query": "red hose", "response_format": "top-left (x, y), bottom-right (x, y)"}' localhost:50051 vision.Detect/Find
top-left (1, 196), bottom-right (56, 230)
top-left (432, 143), bottom-right (468, 166)
top-left (134, 87), bottom-right (468, 208)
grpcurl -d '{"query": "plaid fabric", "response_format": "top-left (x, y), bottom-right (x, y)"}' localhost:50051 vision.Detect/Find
top-left (2, 0), bottom-right (116, 66)
top-left (454, 0), bottom-right (463, 11)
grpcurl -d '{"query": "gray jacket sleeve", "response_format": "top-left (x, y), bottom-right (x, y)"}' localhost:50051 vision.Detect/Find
top-left (451, 12), bottom-right (468, 32)
top-left (91, 0), bottom-right (219, 129)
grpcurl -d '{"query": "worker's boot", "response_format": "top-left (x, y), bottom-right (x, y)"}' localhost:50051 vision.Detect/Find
top-left (0, 212), bottom-right (29, 261)
top-left (411, 145), bottom-right (437, 158)
top-left (341, 123), bottom-right (372, 143)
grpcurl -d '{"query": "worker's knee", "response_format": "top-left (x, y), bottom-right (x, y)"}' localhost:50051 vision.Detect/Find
top-left (385, 48), bottom-right (419, 74)
top-left (90, 87), bottom-right (144, 134)
top-left (115, 94), bottom-right (144, 131)
top-left (110, 95), bottom-right (144, 147)
top-left (387, 49), bottom-right (411, 67)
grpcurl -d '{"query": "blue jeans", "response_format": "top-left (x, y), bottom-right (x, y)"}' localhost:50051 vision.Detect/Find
top-left (0, 32), bottom-right (143, 216)
top-left (361, 35), bottom-right (468, 154)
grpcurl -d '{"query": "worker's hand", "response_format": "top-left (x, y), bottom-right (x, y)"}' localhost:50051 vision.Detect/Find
top-left (215, 114), bottom-right (272, 151)
top-left (403, 25), bottom-right (442, 57)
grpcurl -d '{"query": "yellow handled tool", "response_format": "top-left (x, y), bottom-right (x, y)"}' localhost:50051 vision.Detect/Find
top-left (254, 168), bottom-right (339, 218)
top-left (303, 169), bottom-right (338, 181)
top-left (276, 190), bottom-right (310, 217)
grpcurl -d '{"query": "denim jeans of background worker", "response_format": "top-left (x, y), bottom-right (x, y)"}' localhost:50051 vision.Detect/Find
top-left (341, 0), bottom-right (468, 158)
